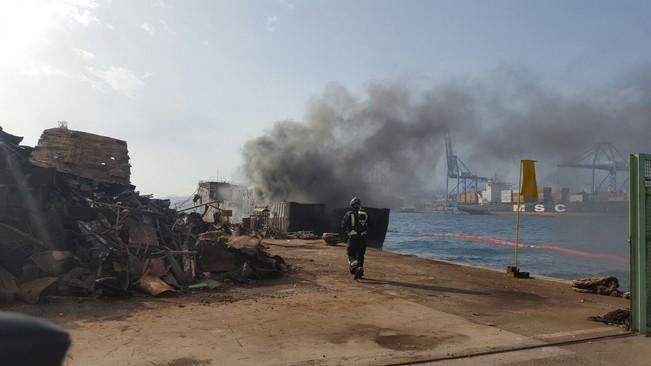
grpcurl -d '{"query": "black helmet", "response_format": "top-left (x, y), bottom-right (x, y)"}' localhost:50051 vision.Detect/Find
top-left (350, 197), bottom-right (361, 209)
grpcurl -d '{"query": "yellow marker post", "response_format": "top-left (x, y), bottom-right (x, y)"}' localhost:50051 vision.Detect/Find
top-left (514, 162), bottom-right (522, 269)
top-left (511, 160), bottom-right (537, 277)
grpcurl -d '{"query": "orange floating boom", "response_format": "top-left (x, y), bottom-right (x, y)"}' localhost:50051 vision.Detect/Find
top-left (417, 233), bottom-right (627, 264)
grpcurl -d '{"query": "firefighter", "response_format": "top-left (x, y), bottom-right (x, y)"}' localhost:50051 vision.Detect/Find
top-left (342, 197), bottom-right (369, 279)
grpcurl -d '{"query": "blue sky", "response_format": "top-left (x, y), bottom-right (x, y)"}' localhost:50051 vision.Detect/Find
top-left (0, 0), bottom-right (649, 195)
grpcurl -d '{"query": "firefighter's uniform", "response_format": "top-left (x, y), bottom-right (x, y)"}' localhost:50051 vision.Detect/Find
top-left (342, 199), bottom-right (368, 278)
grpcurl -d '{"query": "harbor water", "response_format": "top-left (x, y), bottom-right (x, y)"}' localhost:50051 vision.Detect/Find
top-left (385, 212), bottom-right (630, 289)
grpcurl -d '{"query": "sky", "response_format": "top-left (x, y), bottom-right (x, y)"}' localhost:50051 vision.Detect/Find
top-left (0, 0), bottom-right (650, 197)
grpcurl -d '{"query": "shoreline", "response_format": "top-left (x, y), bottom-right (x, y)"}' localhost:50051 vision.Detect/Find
top-left (382, 247), bottom-right (578, 285)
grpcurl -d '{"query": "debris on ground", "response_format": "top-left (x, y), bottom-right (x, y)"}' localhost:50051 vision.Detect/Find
top-left (572, 276), bottom-right (622, 297)
top-left (0, 126), bottom-right (286, 304)
top-left (321, 232), bottom-right (341, 246)
top-left (137, 274), bottom-right (175, 297)
top-left (285, 231), bottom-right (320, 240)
top-left (240, 203), bottom-right (390, 249)
top-left (262, 229), bottom-right (320, 240)
top-left (589, 308), bottom-right (630, 329)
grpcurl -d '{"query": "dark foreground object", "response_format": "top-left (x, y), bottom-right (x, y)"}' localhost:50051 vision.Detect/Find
top-left (0, 311), bottom-right (70, 366)
top-left (506, 266), bottom-right (530, 278)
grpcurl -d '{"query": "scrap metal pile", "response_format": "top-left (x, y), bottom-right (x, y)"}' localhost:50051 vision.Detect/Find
top-left (0, 127), bottom-right (285, 305)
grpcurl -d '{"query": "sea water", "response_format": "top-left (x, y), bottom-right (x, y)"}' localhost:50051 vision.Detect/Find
top-left (385, 212), bottom-right (630, 289)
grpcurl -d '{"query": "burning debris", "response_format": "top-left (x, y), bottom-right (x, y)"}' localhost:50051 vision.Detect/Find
top-left (0, 127), bottom-right (285, 305)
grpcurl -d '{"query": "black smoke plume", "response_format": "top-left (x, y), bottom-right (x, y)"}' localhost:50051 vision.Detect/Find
top-left (242, 67), bottom-right (651, 208)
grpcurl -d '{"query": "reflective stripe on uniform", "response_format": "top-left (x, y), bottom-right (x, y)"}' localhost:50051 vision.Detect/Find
top-left (349, 209), bottom-right (368, 237)
top-left (359, 210), bottom-right (368, 227)
top-left (349, 259), bottom-right (359, 270)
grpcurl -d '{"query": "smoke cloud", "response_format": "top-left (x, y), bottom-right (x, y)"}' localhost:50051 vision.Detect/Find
top-left (242, 66), bottom-right (651, 208)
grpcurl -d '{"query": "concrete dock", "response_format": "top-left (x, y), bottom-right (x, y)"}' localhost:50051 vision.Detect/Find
top-left (6, 238), bottom-right (645, 366)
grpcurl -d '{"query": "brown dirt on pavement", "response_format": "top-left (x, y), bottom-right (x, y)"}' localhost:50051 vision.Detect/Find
top-left (3, 237), bottom-right (630, 366)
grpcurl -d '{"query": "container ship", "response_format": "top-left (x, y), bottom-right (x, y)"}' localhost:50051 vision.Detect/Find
top-left (455, 181), bottom-right (627, 217)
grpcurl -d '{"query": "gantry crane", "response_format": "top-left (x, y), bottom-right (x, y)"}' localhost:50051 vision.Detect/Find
top-left (558, 142), bottom-right (628, 194)
top-left (445, 130), bottom-right (487, 209)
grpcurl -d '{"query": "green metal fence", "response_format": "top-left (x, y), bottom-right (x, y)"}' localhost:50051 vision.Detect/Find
top-left (630, 153), bottom-right (651, 334)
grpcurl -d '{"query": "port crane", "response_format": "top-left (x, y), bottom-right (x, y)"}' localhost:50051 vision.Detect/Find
top-left (444, 130), bottom-right (487, 210)
top-left (557, 142), bottom-right (628, 194)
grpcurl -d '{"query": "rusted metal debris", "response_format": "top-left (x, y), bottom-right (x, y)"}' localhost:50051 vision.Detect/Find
top-left (0, 126), bottom-right (287, 304)
top-left (137, 274), bottom-right (175, 297)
